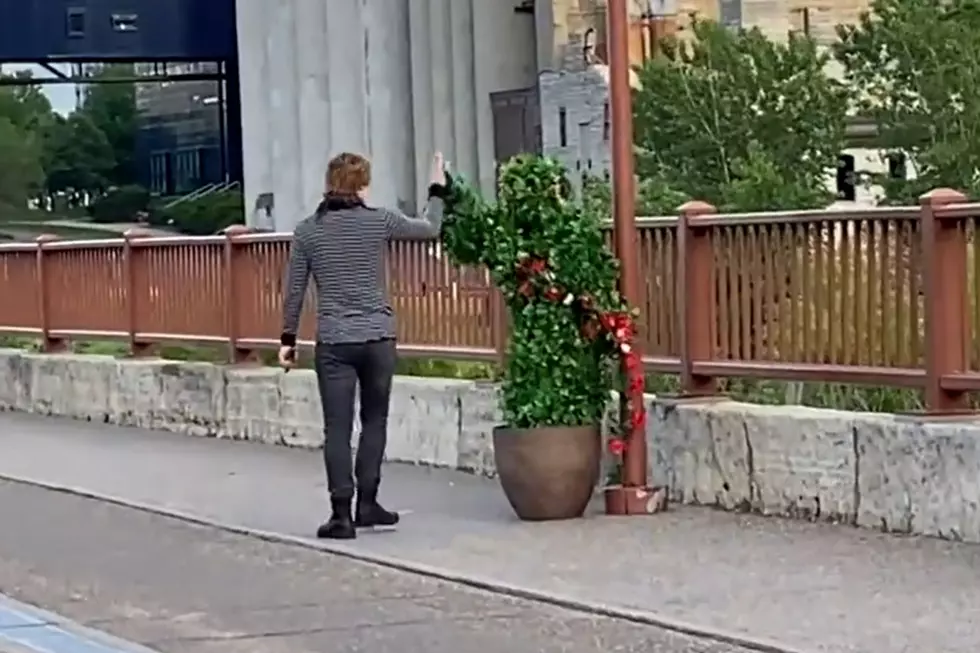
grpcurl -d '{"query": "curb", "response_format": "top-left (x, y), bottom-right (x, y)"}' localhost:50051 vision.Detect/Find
top-left (0, 592), bottom-right (160, 653)
top-left (0, 473), bottom-right (809, 653)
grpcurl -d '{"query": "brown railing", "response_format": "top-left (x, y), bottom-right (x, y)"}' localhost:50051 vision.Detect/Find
top-left (2, 188), bottom-right (979, 412)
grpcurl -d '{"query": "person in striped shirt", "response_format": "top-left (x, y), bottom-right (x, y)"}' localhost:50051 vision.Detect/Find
top-left (278, 151), bottom-right (449, 539)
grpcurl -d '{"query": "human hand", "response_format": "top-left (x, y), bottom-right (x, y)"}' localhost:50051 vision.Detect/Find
top-left (429, 151), bottom-right (447, 186)
top-left (278, 345), bottom-right (296, 369)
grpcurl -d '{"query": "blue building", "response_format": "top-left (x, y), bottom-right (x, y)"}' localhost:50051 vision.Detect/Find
top-left (0, 0), bottom-right (241, 196)
top-left (134, 63), bottom-right (227, 196)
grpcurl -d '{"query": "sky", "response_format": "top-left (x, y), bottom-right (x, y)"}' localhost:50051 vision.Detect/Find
top-left (3, 64), bottom-right (78, 115)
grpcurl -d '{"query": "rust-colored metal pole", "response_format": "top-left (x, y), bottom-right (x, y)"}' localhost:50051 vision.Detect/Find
top-left (123, 228), bottom-right (155, 357)
top-left (35, 234), bottom-right (67, 353)
top-left (605, 0), bottom-right (658, 513)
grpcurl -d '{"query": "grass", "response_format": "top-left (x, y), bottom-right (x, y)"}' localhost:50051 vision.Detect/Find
top-left (0, 334), bottom-right (926, 412)
top-left (0, 206), bottom-right (113, 242)
top-left (0, 224), bottom-right (119, 241)
top-left (0, 336), bottom-right (498, 382)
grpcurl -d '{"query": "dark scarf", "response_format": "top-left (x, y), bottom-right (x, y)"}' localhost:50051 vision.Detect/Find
top-left (316, 192), bottom-right (365, 214)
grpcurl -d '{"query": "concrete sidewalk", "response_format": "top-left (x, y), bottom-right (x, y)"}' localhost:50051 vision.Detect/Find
top-left (1, 412), bottom-right (978, 653)
top-left (0, 480), bottom-right (751, 653)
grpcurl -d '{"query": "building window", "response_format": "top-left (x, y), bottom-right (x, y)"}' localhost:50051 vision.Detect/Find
top-left (887, 152), bottom-right (906, 180)
top-left (66, 8), bottom-right (86, 38)
top-left (836, 154), bottom-right (856, 201)
top-left (603, 102), bottom-right (611, 141)
top-left (558, 107), bottom-right (567, 147)
top-left (111, 13), bottom-right (139, 33)
top-left (150, 153), bottom-right (169, 195)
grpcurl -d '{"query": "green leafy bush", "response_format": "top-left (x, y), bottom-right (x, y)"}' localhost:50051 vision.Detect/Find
top-left (441, 156), bottom-right (639, 432)
top-left (158, 190), bottom-right (244, 235)
top-left (87, 184), bottom-right (150, 223)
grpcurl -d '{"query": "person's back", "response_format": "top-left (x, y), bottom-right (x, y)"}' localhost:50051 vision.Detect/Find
top-left (290, 201), bottom-right (399, 345)
top-left (278, 151), bottom-right (449, 541)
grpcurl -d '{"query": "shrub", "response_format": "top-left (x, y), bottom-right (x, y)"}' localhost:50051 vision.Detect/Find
top-left (441, 156), bottom-right (643, 451)
top-left (88, 185), bottom-right (150, 223)
top-left (158, 190), bottom-right (244, 235)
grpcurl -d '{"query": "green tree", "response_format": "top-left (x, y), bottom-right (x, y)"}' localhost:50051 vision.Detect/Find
top-left (42, 113), bottom-right (116, 193)
top-left (0, 72), bottom-right (49, 208)
top-left (0, 71), bottom-right (54, 137)
top-left (834, 0), bottom-right (980, 203)
top-left (633, 19), bottom-right (848, 211)
top-left (79, 64), bottom-right (139, 186)
top-left (582, 174), bottom-right (690, 219)
top-left (0, 117), bottom-right (44, 207)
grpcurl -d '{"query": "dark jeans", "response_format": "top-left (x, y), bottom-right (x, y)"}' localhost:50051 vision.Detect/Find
top-left (314, 339), bottom-right (397, 499)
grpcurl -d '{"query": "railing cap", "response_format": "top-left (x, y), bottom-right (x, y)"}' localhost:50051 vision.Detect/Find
top-left (222, 224), bottom-right (252, 237)
top-left (35, 233), bottom-right (60, 244)
top-left (677, 200), bottom-right (717, 217)
top-left (123, 228), bottom-right (154, 239)
top-left (919, 187), bottom-right (967, 206)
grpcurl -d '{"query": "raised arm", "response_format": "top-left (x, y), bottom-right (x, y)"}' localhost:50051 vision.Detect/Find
top-left (440, 171), bottom-right (496, 268)
top-left (279, 225), bottom-right (311, 348)
top-left (384, 184), bottom-right (448, 241)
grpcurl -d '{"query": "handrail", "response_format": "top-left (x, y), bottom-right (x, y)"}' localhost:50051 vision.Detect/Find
top-left (2, 189), bottom-right (980, 413)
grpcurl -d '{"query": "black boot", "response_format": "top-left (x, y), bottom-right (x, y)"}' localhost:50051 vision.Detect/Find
top-left (316, 496), bottom-right (356, 539)
top-left (355, 487), bottom-right (400, 528)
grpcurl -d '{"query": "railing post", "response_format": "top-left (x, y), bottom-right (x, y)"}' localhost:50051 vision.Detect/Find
top-left (677, 201), bottom-right (718, 396)
top-left (35, 234), bottom-right (67, 353)
top-left (223, 225), bottom-right (258, 364)
top-left (123, 229), bottom-right (156, 357)
top-left (920, 187), bottom-right (970, 413)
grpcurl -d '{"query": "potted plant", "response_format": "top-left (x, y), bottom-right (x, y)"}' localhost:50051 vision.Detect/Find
top-left (441, 156), bottom-right (646, 521)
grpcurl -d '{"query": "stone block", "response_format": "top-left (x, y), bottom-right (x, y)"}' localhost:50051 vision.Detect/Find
top-left (0, 349), bottom-right (27, 411)
top-left (22, 353), bottom-right (113, 423)
top-left (857, 419), bottom-right (980, 541)
top-left (385, 377), bottom-right (463, 468)
top-left (649, 399), bottom-right (752, 510)
top-left (111, 359), bottom-right (225, 436)
top-left (277, 369), bottom-right (323, 447)
top-left (457, 381), bottom-right (501, 476)
top-left (741, 404), bottom-right (857, 521)
top-left (225, 367), bottom-right (289, 444)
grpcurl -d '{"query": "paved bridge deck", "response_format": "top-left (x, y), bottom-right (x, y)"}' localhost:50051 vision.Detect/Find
top-left (1, 412), bottom-right (978, 653)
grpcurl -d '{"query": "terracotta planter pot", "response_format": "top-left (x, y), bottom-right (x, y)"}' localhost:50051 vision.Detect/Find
top-left (492, 424), bottom-right (601, 521)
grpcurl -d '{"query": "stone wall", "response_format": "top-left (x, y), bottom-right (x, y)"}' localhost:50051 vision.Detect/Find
top-left (539, 64), bottom-right (612, 194)
top-left (2, 349), bottom-right (979, 542)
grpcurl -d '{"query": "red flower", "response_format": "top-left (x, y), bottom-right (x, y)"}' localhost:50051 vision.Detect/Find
top-left (544, 286), bottom-right (562, 302)
top-left (517, 280), bottom-right (534, 297)
top-left (599, 313), bottom-right (617, 331)
top-left (631, 408), bottom-right (646, 430)
top-left (624, 352), bottom-right (642, 372)
top-left (607, 438), bottom-right (626, 456)
top-left (628, 373), bottom-right (645, 393)
top-left (528, 258), bottom-right (547, 274)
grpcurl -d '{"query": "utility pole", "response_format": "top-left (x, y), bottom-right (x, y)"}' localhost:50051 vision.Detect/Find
top-left (604, 0), bottom-right (662, 516)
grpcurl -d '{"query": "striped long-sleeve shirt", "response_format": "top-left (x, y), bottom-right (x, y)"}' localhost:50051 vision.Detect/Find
top-left (279, 185), bottom-right (447, 347)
